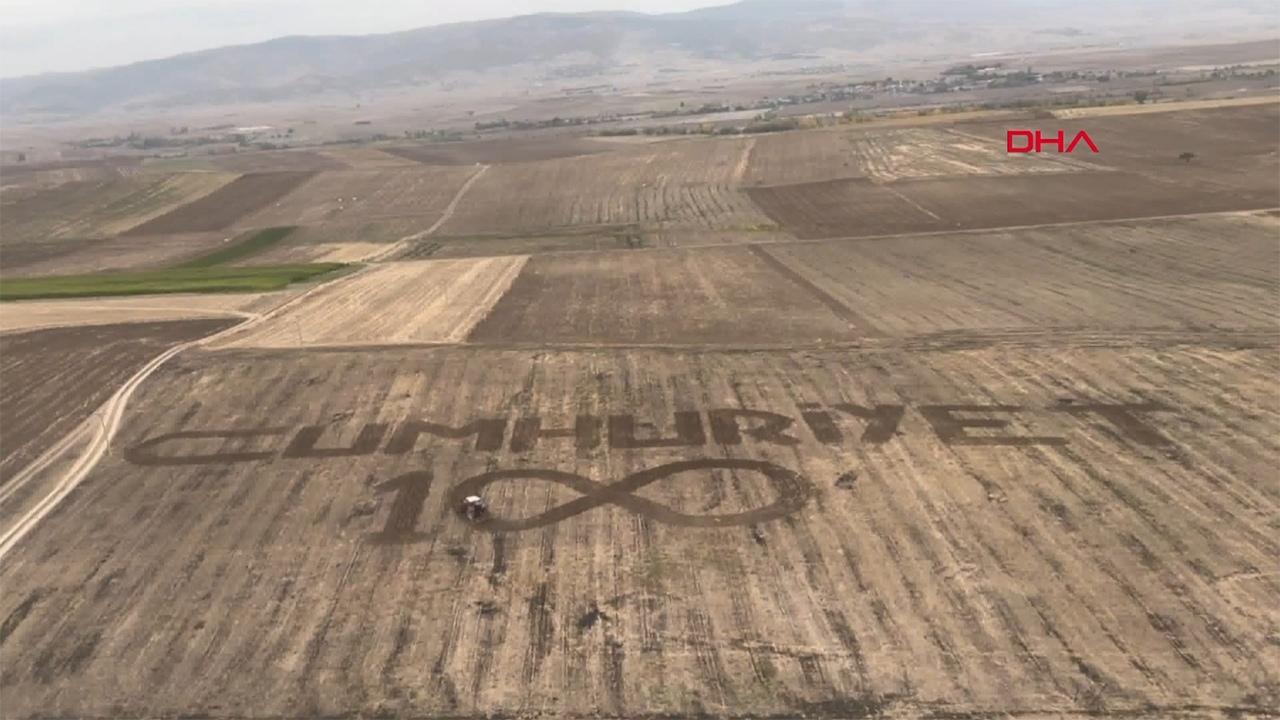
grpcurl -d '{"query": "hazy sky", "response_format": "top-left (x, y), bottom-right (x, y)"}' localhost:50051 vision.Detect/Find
top-left (0, 0), bottom-right (730, 77)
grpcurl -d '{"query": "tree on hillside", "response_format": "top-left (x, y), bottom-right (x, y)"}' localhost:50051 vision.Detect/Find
top-left (1134, 90), bottom-right (1150, 104)
top-left (1179, 151), bottom-right (1196, 164)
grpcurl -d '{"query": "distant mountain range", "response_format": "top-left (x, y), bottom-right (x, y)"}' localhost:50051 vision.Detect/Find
top-left (2, 0), bottom-right (1275, 118)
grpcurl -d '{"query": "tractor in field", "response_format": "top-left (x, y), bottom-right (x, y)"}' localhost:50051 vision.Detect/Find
top-left (461, 495), bottom-right (489, 521)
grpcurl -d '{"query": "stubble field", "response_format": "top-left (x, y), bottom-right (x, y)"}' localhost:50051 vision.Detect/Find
top-left (435, 137), bottom-right (770, 236)
top-left (2, 341), bottom-right (1277, 718)
top-left (214, 257), bottom-right (527, 347)
top-left (1, 100), bottom-right (1278, 720)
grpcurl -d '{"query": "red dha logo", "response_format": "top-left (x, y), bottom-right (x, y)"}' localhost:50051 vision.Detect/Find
top-left (1007, 130), bottom-right (1099, 153)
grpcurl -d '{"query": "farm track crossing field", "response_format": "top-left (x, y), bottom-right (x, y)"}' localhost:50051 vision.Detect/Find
top-left (215, 257), bottom-right (528, 348)
top-left (1, 341), bottom-right (1276, 718)
top-left (0, 319), bottom-right (238, 483)
top-left (124, 172), bottom-right (317, 235)
top-left (466, 247), bottom-right (861, 345)
top-left (0, 173), bottom-right (238, 243)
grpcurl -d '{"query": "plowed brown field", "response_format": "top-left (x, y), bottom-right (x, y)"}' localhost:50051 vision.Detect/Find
top-left (385, 137), bottom-right (611, 165)
top-left (960, 102), bottom-right (1280, 194)
top-left (234, 167), bottom-right (478, 230)
top-left (749, 172), bottom-right (1276, 240)
top-left (0, 319), bottom-right (238, 483)
top-left (124, 172), bottom-right (317, 235)
top-left (1, 233), bottom-right (232, 277)
top-left (466, 247), bottom-right (860, 345)
top-left (0, 173), bottom-right (237, 243)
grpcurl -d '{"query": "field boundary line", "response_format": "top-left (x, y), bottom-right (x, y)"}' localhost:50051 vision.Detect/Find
top-left (0, 268), bottom-right (373, 563)
top-left (447, 255), bottom-right (529, 342)
top-left (747, 245), bottom-right (886, 337)
top-left (192, 327), bottom-right (1279, 355)
top-left (364, 163), bottom-right (491, 263)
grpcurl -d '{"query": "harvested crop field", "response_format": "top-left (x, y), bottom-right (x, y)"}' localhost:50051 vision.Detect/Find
top-left (148, 150), bottom-right (350, 173)
top-left (741, 127), bottom-right (1096, 186)
top-left (467, 247), bottom-right (862, 344)
top-left (739, 131), bottom-right (865, 186)
top-left (215, 257), bottom-right (527, 347)
top-left (959, 102), bottom-right (1280, 194)
top-left (3, 101), bottom-right (1279, 720)
top-left (761, 214), bottom-right (1280, 336)
top-left (749, 172), bottom-right (1277, 240)
top-left (441, 177), bottom-right (771, 235)
top-left (124, 172), bottom-right (316, 235)
top-left (2, 338), bottom-right (1277, 718)
top-left (316, 147), bottom-right (425, 170)
top-left (0, 319), bottom-right (238, 483)
top-left (384, 137), bottom-right (611, 165)
top-left (234, 167), bottom-right (478, 229)
top-left (435, 137), bottom-right (763, 235)
top-left (0, 292), bottom-right (289, 333)
top-left (0, 173), bottom-right (238, 243)
top-left (849, 127), bottom-right (1102, 180)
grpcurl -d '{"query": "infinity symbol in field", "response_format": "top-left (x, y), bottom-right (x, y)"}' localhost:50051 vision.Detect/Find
top-left (449, 459), bottom-right (814, 532)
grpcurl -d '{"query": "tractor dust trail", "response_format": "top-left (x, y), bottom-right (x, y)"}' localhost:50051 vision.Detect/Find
top-left (364, 163), bottom-right (491, 263)
top-left (0, 269), bottom-right (372, 563)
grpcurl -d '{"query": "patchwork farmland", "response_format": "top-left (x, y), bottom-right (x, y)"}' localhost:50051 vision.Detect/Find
top-left (1, 101), bottom-right (1278, 720)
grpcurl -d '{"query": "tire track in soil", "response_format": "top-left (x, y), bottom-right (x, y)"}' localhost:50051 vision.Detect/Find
top-left (523, 582), bottom-right (556, 685)
top-left (1046, 446), bottom-right (1251, 667)
top-left (685, 570), bottom-right (733, 711)
top-left (943, 363), bottom-right (1252, 698)
top-left (710, 358), bottom-right (817, 699)
top-left (922, 369), bottom-right (1175, 701)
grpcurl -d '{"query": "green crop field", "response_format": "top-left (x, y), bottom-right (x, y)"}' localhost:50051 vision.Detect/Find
top-left (0, 263), bottom-right (345, 301)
